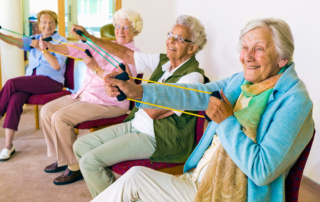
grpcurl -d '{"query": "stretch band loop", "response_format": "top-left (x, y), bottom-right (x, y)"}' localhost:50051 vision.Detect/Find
top-left (127, 98), bottom-right (205, 118)
top-left (0, 34), bottom-right (82, 61)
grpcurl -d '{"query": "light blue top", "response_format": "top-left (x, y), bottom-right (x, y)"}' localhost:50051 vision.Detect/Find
top-left (22, 32), bottom-right (68, 84)
top-left (137, 63), bottom-right (314, 202)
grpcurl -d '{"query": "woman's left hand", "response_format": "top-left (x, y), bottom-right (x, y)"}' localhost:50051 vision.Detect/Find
top-left (39, 37), bottom-right (49, 51)
top-left (83, 54), bottom-right (99, 71)
top-left (205, 89), bottom-right (233, 124)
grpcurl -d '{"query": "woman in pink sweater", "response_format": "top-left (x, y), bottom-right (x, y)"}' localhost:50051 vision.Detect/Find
top-left (39, 8), bottom-right (142, 186)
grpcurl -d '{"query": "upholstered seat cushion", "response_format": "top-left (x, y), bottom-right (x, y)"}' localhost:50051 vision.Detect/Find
top-left (112, 160), bottom-right (183, 175)
top-left (26, 90), bottom-right (71, 105)
top-left (76, 115), bottom-right (129, 129)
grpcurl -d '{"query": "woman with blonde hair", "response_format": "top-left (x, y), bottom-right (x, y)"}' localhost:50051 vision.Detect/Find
top-left (0, 10), bottom-right (67, 161)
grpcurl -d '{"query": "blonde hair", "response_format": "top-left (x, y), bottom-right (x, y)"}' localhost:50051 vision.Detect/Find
top-left (37, 10), bottom-right (58, 25)
top-left (113, 8), bottom-right (143, 35)
top-left (238, 18), bottom-right (294, 64)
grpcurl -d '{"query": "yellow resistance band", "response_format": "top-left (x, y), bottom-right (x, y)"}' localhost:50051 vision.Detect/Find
top-left (48, 49), bottom-right (83, 61)
top-left (129, 77), bottom-right (211, 95)
top-left (52, 39), bottom-right (85, 51)
top-left (127, 98), bottom-right (205, 118)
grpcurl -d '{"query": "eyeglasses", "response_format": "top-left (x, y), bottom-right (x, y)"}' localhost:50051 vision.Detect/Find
top-left (167, 32), bottom-right (193, 43)
top-left (115, 25), bottom-right (134, 31)
top-left (40, 21), bottom-right (55, 26)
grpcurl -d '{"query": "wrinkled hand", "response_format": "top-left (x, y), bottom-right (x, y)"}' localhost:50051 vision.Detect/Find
top-left (70, 24), bottom-right (91, 42)
top-left (103, 71), bottom-right (143, 100)
top-left (83, 54), bottom-right (98, 71)
top-left (31, 39), bottom-right (40, 50)
top-left (205, 89), bottom-right (233, 124)
top-left (39, 37), bottom-right (49, 51)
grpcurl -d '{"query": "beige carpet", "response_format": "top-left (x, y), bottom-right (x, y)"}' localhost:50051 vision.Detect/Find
top-left (0, 105), bottom-right (92, 202)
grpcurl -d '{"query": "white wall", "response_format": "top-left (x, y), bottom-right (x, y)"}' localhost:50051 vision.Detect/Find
top-left (123, 0), bottom-right (176, 53)
top-left (123, 0), bottom-right (320, 184)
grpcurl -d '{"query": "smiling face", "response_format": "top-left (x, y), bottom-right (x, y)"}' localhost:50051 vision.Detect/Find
top-left (166, 24), bottom-right (197, 67)
top-left (39, 14), bottom-right (56, 37)
top-left (240, 27), bottom-right (288, 84)
top-left (115, 18), bottom-right (136, 45)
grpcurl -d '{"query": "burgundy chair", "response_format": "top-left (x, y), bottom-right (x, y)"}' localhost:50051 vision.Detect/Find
top-left (285, 130), bottom-right (316, 202)
top-left (75, 73), bottom-right (143, 132)
top-left (26, 58), bottom-right (75, 129)
top-left (111, 111), bottom-right (206, 175)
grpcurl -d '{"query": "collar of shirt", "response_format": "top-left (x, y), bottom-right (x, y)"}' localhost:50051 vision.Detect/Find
top-left (34, 31), bottom-right (58, 40)
top-left (161, 57), bottom-right (191, 74)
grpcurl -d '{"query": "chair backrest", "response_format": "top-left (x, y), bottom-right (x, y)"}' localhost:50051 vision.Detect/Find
top-left (129, 74), bottom-right (144, 110)
top-left (100, 23), bottom-right (115, 38)
top-left (195, 111), bottom-right (206, 143)
top-left (64, 58), bottom-right (75, 90)
top-left (285, 130), bottom-right (316, 202)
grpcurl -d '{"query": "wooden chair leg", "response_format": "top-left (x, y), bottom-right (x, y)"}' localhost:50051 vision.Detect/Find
top-left (35, 105), bottom-right (39, 129)
top-left (74, 128), bottom-right (79, 135)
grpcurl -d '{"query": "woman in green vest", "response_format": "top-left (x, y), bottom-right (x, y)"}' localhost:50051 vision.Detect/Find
top-left (72, 15), bottom-right (208, 198)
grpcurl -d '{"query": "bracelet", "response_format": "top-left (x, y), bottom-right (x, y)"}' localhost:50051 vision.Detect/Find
top-left (93, 67), bottom-right (100, 74)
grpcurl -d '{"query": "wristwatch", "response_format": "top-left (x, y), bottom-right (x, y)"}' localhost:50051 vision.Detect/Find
top-left (93, 67), bottom-right (100, 74)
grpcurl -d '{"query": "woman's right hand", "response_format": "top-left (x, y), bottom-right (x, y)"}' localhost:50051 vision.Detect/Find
top-left (39, 37), bottom-right (49, 51)
top-left (83, 54), bottom-right (99, 71)
top-left (70, 24), bottom-right (91, 42)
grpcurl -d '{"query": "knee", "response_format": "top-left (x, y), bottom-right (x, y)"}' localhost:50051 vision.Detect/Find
top-left (79, 152), bottom-right (101, 171)
top-left (125, 166), bottom-right (147, 177)
top-left (40, 104), bottom-right (52, 121)
top-left (5, 78), bottom-right (15, 87)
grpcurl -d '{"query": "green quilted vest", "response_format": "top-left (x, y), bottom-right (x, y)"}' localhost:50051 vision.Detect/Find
top-left (125, 54), bottom-right (208, 163)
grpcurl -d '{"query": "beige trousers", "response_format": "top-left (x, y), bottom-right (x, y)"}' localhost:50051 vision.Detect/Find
top-left (91, 166), bottom-right (198, 202)
top-left (73, 121), bottom-right (156, 198)
top-left (41, 95), bottom-right (127, 166)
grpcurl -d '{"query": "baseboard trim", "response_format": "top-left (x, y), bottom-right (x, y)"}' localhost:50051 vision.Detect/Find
top-left (302, 175), bottom-right (320, 192)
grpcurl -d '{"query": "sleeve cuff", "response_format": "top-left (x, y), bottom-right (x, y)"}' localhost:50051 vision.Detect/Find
top-left (21, 37), bottom-right (31, 51)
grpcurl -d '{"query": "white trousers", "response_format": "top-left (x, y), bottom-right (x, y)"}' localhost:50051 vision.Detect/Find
top-left (92, 166), bottom-right (198, 202)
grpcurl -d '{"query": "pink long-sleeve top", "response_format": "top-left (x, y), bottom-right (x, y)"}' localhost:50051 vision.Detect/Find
top-left (67, 41), bottom-right (139, 110)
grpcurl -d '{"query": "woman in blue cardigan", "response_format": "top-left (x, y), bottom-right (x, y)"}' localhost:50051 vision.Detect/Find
top-left (97, 18), bottom-right (314, 202)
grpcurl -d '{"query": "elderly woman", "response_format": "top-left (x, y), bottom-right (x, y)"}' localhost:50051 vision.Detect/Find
top-left (98, 18), bottom-right (314, 202)
top-left (0, 10), bottom-right (67, 161)
top-left (37, 8), bottom-right (142, 185)
top-left (71, 15), bottom-right (208, 197)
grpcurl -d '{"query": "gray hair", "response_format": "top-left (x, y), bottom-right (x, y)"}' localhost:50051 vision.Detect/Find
top-left (174, 15), bottom-right (207, 54)
top-left (238, 18), bottom-right (294, 64)
top-left (113, 8), bottom-right (143, 35)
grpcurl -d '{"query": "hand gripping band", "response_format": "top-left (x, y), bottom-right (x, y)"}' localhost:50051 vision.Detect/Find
top-left (85, 49), bottom-right (93, 58)
top-left (119, 63), bottom-right (126, 71)
top-left (114, 72), bottom-right (130, 101)
top-left (75, 30), bottom-right (87, 43)
top-left (204, 91), bottom-right (221, 122)
top-left (43, 36), bottom-right (53, 42)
